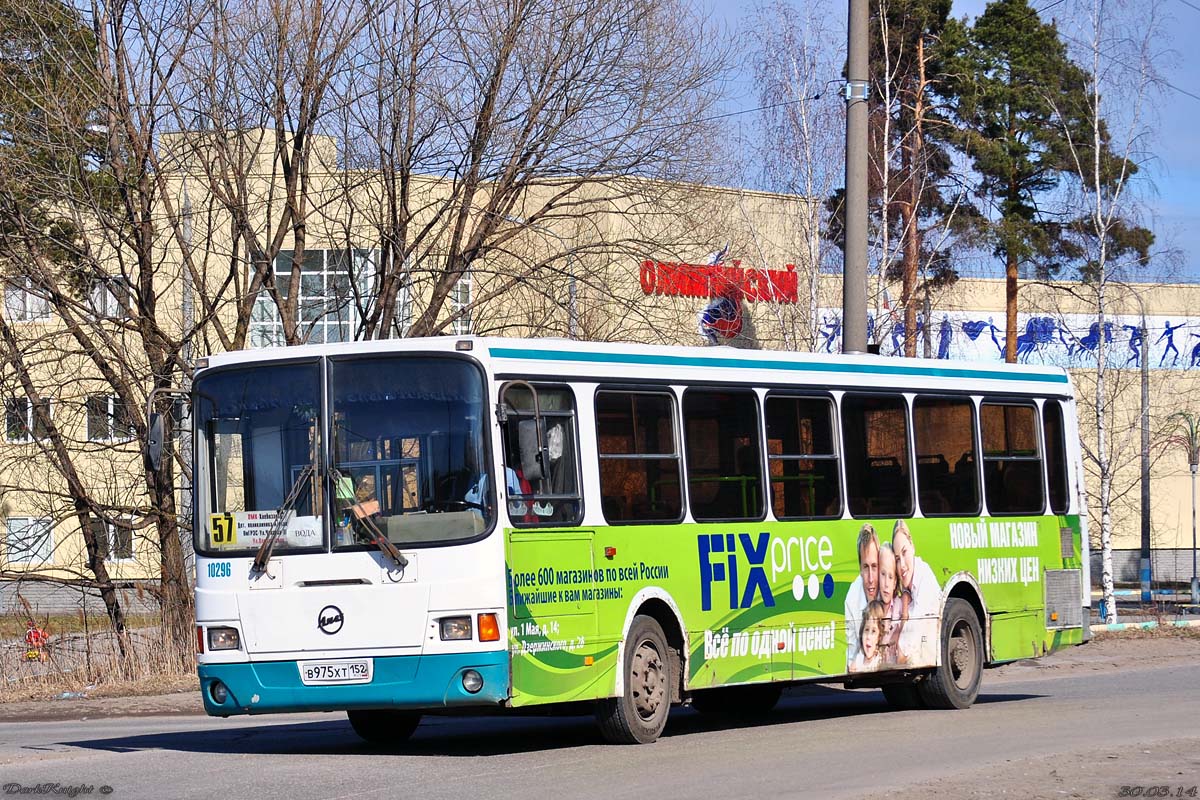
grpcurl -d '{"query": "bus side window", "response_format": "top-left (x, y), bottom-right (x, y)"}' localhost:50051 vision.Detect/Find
top-left (913, 397), bottom-right (980, 517)
top-left (500, 385), bottom-right (582, 527)
top-left (981, 402), bottom-right (1045, 515)
top-left (842, 394), bottom-right (912, 518)
top-left (1042, 400), bottom-right (1070, 515)
top-left (765, 395), bottom-right (841, 519)
top-left (595, 391), bottom-right (682, 524)
top-left (683, 389), bottom-right (764, 521)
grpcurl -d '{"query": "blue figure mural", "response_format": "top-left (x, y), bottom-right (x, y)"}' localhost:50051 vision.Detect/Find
top-left (1076, 322), bottom-right (1114, 360)
top-left (1189, 333), bottom-right (1200, 368)
top-left (1159, 321), bottom-right (1185, 367)
top-left (960, 317), bottom-right (1004, 357)
top-left (890, 319), bottom-right (905, 355)
top-left (1122, 324), bottom-right (1143, 367)
top-left (819, 315), bottom-right (842, 353)
top-left (937, 315), bottom-right (953, 359)
top-left (1015, 316), bottom-right (1057, 363)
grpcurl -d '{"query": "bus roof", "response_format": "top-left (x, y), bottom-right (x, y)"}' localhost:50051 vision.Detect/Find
top-left (200, 336), bottom-right (1074, 397)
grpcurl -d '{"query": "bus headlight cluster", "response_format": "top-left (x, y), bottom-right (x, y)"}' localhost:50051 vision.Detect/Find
top-left (439, 616), bottom-right (472, 640)
top-left (207, 626), bottom-right (241, 651)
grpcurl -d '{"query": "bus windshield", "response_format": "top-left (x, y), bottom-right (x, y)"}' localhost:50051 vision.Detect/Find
top-left (195, 361), bottom-right (323, 555)
top-left (330, 356), bottom-right (492, 548)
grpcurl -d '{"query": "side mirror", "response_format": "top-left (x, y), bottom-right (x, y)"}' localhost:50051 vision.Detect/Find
top-left (146, 412), bottom-right (164, 471)
top-left (517, 419), bottom-right (545, 481)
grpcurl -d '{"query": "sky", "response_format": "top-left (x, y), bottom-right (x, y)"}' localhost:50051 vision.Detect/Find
top-left (703, 0), bottom-right (1200, 281)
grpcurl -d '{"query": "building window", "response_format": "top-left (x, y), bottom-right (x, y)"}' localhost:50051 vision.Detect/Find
top-left (3, 278), bottom-right (51, 322)
top-left (250, 249), bottom-right (371, 346)
top-left (450, 271), bottom-right (472, 335)
top-left (981, 402), bottom-right (1045, 515)
top-left (765, 396), bottom-right (841, 519)
top-left (4, 517), bottom-right (53, 565)
top-left (89, 516), bottom-right (133, 561)
top-left (5, 397), bottom-right (52, 443)
top-left (87, 395), bottom-right (135, 441)
top-left (683, 389), bottom-right (764, 521)
top-left (89, 276), bottom-right (131, 319)
top-left (595, 390), bottom-right (682, 524)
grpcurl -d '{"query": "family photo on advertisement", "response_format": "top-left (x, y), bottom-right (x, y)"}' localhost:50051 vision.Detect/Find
top-left (845, 521), bottom-right (940, 672)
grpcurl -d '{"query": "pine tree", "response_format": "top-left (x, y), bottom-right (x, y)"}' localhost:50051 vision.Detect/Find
top-left (945, 0), bottom-right (1136, 362)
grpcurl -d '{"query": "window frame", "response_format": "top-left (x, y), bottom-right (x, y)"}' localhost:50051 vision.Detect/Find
top-left (5, 397), bottom-right (52, 444)
top-left (1040, 398), bottom-right (1072, 516)
top-left (497, 381), bottom-right (585, 529)
top-left (594, 387), bottom-right (685, 526)
top-left (87, 394), bottom-right (135, 443)
top-left (89, 276), bottom-right (132, 320)
top-left (90, 515), bottom-right (135, 562)
top-left (840, 391), bottom-right (915, 520)
top-left (911, 393), bottom-right (983, 518)
top-left (681, 386), bottom-right (767, 523)
top-left (979, 399), bottom-right (1047, 516)
top-left (3, 277), bottom-right (51, 322)
top-left (4, 516), bottom-right (53, 565)
top-left (249, 249), bottom-right (373, 347)
top-left (762, 391), bottom-right (842, 521)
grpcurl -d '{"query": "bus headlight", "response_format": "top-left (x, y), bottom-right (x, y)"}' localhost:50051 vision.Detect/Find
top-left (207, 627), bottom-right (241, 651)
top-left (439, 616), bottom-right (472, 640)
top-left (462, 670), bottom-right (483, 693)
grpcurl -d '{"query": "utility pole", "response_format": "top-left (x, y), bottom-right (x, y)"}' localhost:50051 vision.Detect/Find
top-left (1140, 311), bottom-right (1151, 604)
top-left (842, 0), bottom-right (869, 354)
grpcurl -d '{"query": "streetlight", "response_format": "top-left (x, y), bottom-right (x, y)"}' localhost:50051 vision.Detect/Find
top-left (502, 215), bottom-right (578, 340)
top-left (1167, 411), bottom-right (1200, 604)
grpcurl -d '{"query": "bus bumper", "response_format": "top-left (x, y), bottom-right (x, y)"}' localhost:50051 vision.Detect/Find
top-left (198, 651), bottom-right (510, 716)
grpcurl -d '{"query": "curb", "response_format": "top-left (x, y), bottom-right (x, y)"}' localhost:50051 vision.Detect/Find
top-left (1092, 619), bottom-right (1200, 632)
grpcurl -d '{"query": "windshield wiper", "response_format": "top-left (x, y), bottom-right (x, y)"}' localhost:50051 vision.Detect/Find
top-left (252, 464), bottom-right (316, 574)
top-left (332, 467), bottom-right (409, 570)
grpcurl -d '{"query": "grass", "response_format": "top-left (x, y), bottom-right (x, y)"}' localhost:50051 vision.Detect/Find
top-left (0, 612), bottom-right (161, 640)
top-left (1, 607), bottom-right (197, 703)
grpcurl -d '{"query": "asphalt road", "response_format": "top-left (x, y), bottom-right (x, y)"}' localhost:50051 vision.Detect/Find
top-left (2, 645), bottom-right (1198, 800)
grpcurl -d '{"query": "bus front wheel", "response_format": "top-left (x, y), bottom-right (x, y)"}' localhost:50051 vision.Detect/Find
top-left (917, 598), bottom-right (983, 710)
top-left (596, 615), bottom-right (672, 744)
top-left (347, 709), bottom-right (421, 745)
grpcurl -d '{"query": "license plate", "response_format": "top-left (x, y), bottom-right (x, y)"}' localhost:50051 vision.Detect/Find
top-left (298, 659), bottom-right (373, 685)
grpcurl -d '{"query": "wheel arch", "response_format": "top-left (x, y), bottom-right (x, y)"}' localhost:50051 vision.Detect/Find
top-left (615, 588), bottom-right (688, 702)
top-left (939, 571), bottom-right (990, 664)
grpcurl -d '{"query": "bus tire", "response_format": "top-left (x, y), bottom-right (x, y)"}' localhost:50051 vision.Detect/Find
top-left (691, 683), bottom-right (783, 716)
top-left (918, 598), bottom-right (983, 710)
top-left (596, 615), bottom-right (672, 744)
top-left (347, 709), bottom-right (421, 745)
top-left (881, 681), bottom-right (925, 710)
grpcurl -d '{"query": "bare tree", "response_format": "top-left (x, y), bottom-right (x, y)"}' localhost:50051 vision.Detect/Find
top-left (1049, 0), bottom-right (1163, 621)
top-left (318, 0), bottom-right (728, 342)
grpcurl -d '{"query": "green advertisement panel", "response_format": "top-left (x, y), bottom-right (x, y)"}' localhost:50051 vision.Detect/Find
top-left (505, 515), bottom-right (1083, 707)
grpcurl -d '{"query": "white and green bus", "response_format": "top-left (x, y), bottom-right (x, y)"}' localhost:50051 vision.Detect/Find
top-left (183, 336), bottom-right (1089, 744)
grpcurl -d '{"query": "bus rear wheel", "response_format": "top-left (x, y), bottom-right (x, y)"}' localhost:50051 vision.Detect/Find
top-left (596, 615), bottom-right (672, 744)
top-left (691, 683), bottom-right (783, 716)
top-left (918, 598), bottom-right (983, 710)
top-left (347, 709), bottom-right (421, 745)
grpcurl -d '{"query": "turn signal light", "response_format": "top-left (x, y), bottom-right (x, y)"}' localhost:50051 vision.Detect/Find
top-left (477, 613), bottom-right (501, 642)
top-left (196, 625), bottom-right (205, 654)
